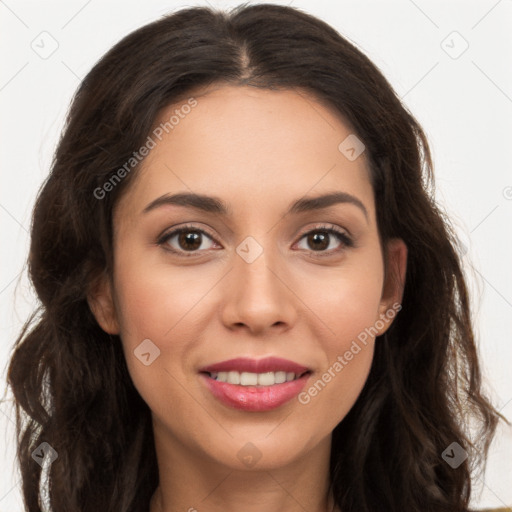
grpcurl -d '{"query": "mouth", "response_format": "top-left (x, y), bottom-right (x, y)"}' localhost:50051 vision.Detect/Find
top-left (198, 357), bottom-right (312, 411)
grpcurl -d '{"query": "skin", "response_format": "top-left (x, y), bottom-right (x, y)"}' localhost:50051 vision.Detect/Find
top-left (88, 84), bottom-right (407, 512)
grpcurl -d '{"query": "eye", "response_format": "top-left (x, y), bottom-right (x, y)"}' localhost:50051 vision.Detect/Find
top-left (295, 225), bottom-right (353, 255)
top-left (157, 225), bottom-right (220, 256)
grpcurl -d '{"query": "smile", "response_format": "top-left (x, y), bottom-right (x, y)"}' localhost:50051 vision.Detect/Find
top-left (198, 357), bottom-right (312, 411)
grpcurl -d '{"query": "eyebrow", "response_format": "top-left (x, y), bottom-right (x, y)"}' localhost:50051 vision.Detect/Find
top-left (142, 191), bottom-right (368, 220)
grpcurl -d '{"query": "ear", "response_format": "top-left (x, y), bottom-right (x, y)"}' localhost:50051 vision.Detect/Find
top-left (86, 271), bottom-right (120, 335)
top-left (375, 238), bottom-right (407, 335)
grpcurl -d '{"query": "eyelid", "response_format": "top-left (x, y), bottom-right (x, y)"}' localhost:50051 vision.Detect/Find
top-left (295, 222), bottom-right (351, 240)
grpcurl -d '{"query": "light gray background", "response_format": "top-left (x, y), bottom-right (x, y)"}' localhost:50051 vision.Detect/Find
top-left (1, 0), bottom-right (511, 510)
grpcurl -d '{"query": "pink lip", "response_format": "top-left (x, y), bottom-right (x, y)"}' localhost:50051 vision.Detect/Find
top-left (199, 357), bottom-right (309, 374)
top-left (200, 373), bottom-right (310, 411)
top-left (198, 357), bottom-right (311, 412)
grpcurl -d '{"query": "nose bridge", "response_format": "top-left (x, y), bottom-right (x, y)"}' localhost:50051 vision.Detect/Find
top-left (235, 233), bottom-right (282, 301)
top-left (221, 233), bottom-right (296, 332)
top-left (239, 237), bottom-right (276, 289)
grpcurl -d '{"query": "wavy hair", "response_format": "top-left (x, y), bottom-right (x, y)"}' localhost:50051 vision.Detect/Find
top-left (6, 3), bottom-right (504, 511)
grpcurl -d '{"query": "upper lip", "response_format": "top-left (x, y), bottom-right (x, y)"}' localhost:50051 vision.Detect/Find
top-left (199, 357), bottom-right (310, 375)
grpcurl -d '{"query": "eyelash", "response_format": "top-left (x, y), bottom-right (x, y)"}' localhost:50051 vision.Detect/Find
top-left (157, 223), bottom-right (354, 258)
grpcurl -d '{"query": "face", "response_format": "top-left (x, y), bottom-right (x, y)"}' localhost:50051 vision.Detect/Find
top-left (89, 84), bottom-right (406, 471)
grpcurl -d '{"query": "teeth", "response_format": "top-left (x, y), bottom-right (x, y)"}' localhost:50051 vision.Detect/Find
top-left (257, 372), bottom-right (274, 386)
top-left (209, 370), bottom-right (302, 386)
top-left (241, 372), bottom-right (258, 385)
top-left (227, 371), bottom-right (240, 384)
top-left (275, 371), bottom-right (287, 384)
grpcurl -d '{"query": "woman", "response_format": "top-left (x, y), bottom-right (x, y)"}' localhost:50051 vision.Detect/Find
top-left (7, 3), bottom-right (506, 512)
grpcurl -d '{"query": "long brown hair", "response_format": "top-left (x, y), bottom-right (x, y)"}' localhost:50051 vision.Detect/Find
top-left (6, 4), bottom-right (504, 511)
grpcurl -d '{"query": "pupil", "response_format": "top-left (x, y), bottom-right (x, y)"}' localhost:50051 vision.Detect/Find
top-left (309, 232), bottom-right (328, 251)
top-left (179, 231), bottom-right (201, 250)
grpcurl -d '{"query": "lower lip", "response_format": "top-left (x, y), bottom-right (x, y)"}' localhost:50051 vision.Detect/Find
top-left (200, 373), bottom-right (310, 412)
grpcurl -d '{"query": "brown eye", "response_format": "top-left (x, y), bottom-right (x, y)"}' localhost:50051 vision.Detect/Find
top-left (305, 231), bottom-right (330, 251)
top-left (177, 230), bottom-right (203, 251)
top-left (296, 226), bottom-right (353, 254)
top-left (158, 226), bottom-right (218, 255)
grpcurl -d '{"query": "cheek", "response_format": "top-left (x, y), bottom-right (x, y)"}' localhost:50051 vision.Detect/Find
top-left (112, 275), bottom-right (194, 430)
top-left (111, 254), bottom-right (221, 399)
top-left (296, 272), bottom-right (380, 423)
top-left (113, 254), bottom-right (214, 346)
top-left (299, 249), bottom-right (385, 347)
top-left (293, 253), bottom-right (383, 417)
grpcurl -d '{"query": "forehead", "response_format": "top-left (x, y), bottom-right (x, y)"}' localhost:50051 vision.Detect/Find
top-left (114, 84), bottom-right (374, 223)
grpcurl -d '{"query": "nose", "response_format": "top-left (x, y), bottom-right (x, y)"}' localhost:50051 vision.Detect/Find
top-left (220, 241), bottom-right (298, 335)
